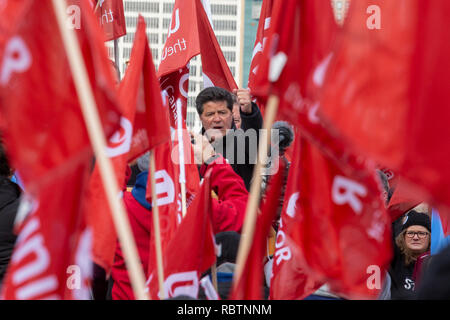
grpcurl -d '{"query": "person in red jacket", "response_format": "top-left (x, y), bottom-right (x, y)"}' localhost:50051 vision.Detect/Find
top-left (110, 135), bottom-right (248, 300)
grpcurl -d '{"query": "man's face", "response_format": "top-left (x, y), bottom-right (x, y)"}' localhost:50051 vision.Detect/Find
top-left (200, 100), bottom-right (233, 140)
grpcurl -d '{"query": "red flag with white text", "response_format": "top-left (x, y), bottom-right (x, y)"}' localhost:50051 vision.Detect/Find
top-left (86, 16), bottom-right (162, 273)
top-left (251, 0), bottom-right (393, 299)
top-left (320, 0), bottom-right (450, 212)
top-left (196, 0), bottom-right (237, 91)
top-left (0, 0), bottom-right (121, 299)
top-left (230, 158), bottom-right (286, 300)
top-left (269, 135), bottom-right (323, 300)
top-left (294, 137), bottom-right (392, 299)
top-left (147, 169), bottom-right (216, 299)
top-left (93, 0), bottom-right (126, 41)
top-left (247, 0), bottom-right (274, 115)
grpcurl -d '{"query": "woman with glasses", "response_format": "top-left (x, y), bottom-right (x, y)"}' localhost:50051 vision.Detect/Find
top-left (389, 210), bottom-right (431, 299)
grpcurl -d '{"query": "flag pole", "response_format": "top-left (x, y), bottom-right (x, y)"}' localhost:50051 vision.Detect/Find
top-left (114, 39), bottom-right (121, 81)
top-left (52, 0), bottom-right (149, 300)
top-left (176, 100), bottom-right (188, 217)
top-left (233, 94), bottom-right (279, 286)
top-left (239, 0), bottom-right (246, 88)
top-left (211, 262), bottom-right (218, 293)
top-left (149, 150), bottom-right (166, 299)
top-left (94, 0), bottom-right (101, 12)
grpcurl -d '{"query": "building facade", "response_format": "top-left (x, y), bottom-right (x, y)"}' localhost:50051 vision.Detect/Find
top-left (108, 0), bottom-right (257, 132)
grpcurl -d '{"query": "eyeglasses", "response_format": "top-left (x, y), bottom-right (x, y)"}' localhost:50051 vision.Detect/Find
top-left (405, 231), bottom-right (429, 239)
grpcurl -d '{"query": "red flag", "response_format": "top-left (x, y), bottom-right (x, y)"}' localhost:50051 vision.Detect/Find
top-left (230, 159), bottom-right (286, 300)
top-left (0, 0), bottom-right (121, 299)
top-left (128, 16), bottom-right (171, 159)
top-left (250, 1), bottom-right (392, 299)
top-left (157, 0), bottom-right (196, 125)
top-left (93, 0), bottom-right (126, 41)
top-left (159, 68), bottom-right (190, 128)
top-left (247, 0), bottom-right (274, 115)
top-left (86, 16), bottom-right (164, 274)
top-left (147, 169), bottom-right (216, 299)
top-left (158, 0), bottom-right (237, 125)
top-left (1, 165), bottom-right (93, 300)
top-left (252, 0), bottom-right (338, 125)
top-left (387, 177), bottom-right (422, 222)
top-left (294, 137), bottom-right (392, 299)
top-left (0, 0), bottom-right (120, 188)
top-left (269, 135), bottom-right (323, 300)
top-left (157, 0), bottom-right (200, 79)
top-left (320, 0), bottom-right (450, 210)
top-left (196, 0), bottom-right (237, 91)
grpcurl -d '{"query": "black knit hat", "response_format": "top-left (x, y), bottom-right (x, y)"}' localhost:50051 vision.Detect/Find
top-left (401, 210), bottom-right (431, 232)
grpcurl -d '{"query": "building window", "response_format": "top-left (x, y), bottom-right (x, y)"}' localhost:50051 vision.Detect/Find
top-left (211, 4), bottom-right (237, 16)
top-left (217, 35), bottom-right (236, 47)
top-left (163, 2), bottom-right (174, 14)
top-left (124, 1), bottom-right (160, 13)
top-left (223, 51), bottom-right (236, 62)
top-left (151, 48), bottom-right (159, 60)
top-left (163, 18), bottom-right (172, 29)
top-left (148, 33), bottom-right (159, 44)
top-left (189, 65), bottom-right (197, 76)
top-left (212, 20), bottom-right (237, 31)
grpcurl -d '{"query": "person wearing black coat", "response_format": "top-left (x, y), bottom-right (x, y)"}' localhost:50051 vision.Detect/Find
top-left (0, 140), bottom-right (21, 289)
top-left (196, 86), bottom-right (263, 191)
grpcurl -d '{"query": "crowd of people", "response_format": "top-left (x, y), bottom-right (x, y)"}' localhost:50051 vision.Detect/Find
top-left (0, 85), bottom-right (449, 300)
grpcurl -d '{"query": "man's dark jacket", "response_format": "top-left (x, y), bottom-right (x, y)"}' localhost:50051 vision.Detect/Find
top-left (0, 177), bottom-right (21, 286)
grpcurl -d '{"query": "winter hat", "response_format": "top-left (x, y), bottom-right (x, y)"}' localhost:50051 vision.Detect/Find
top-left (272, 121), bottom-right (294, 154)
top-left (401, 210), bottom-right (431, 232)
top-left (136, 151), bottom-right (150, 172)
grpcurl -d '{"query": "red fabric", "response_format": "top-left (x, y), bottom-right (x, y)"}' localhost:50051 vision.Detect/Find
top-left (251, 0), bottom-right (392, 299)
top-left (145, 142), bottom-right (184, 278)
top-left (0, 0), bottom-right (120, 188)
top-left (230, 159), bottom-right (285, 300)
top-left (157, 0), bottom-right (196, 126)
top-left (147, 168), bottom-right (216, 299)
top-left (111, 157), bottom-right (247, 299)
top-left (295, 137), bottom-right (392, 299)
top-left (247, 0), bottom-right (274, 115)
top-left (379, 168), bottom-right (422, 222)
top-left (0, 0), bottom-right (120, 300)
top-left (159, 68), bottom-right (190, 128)
top-left (86, 17), bottom-right (162, 274)
top-left (320, 0), bottom-right (450, 211)
top-left (134, 16), bottom-right (171, 154)
top-left (200, 155), bottom-right (248, 234)
top-left (252, 0), bottom-right (338, 124)
top-left (196, 0), bottom-right (237, 91)
top-left (412, 251), bottom-right (430, 283)
top-left (157, 0), bottom-right (200, 78)
top-left (93, 0), bottom-right (126, 41)
top-left (111, 192), bottom-right (151, 300)
top-left (270, 135), bottom-right (323, 300)
top-left (387, 178), bottom-right (422, 223)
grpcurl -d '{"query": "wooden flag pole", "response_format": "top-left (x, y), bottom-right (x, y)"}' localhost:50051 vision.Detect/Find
top-left (52, 0), bottom-right (149, 300)
top-left (211, 262), bottom-right (218, 294)
top-left (94, 0), bottom-right (101, 13)
top-left (176, 100), bottom-right (188, 217)
top-left (239, 0), bottom-right (246, 88)
top-left (149, 150), bottom-right (166, 300)
top-left (233, 94), bottom-right (279, 286)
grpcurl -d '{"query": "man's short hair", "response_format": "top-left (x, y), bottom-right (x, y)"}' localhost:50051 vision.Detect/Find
top-left (195, 86), bottom-right (233, 116)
